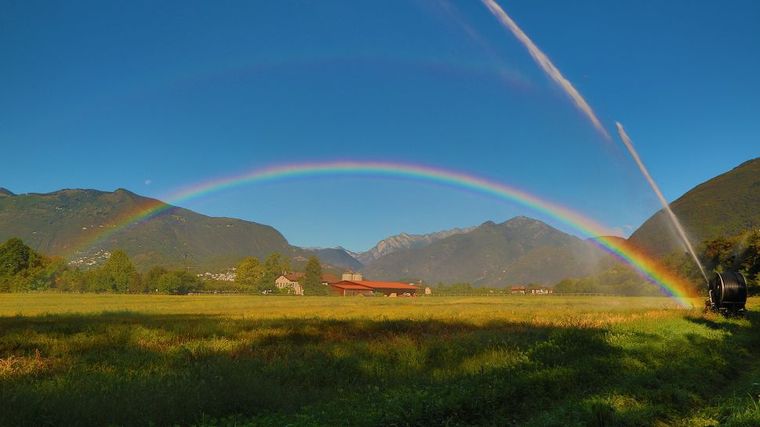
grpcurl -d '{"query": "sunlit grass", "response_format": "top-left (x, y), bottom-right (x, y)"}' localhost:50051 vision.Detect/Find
top-left (1, 294), bottom-right (758, 425)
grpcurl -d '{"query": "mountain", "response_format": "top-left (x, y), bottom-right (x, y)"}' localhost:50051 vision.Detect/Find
top-left (362, 217), bottom-right (606, 286)
top-left (0, 188), bottom-right (297, 271)
top-left (629, 158), bottom-right (760, 256)
top-left (0, 188), bottom-right (15, 197)
top-left (356, 227), bottom-right (475, 265)
top-left (311, 247), bottom-right (363, 271)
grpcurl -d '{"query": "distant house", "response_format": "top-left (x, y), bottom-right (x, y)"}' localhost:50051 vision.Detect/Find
top-left (530, 288), bottom-right (553, 295)
top-left (275, 272), bottom-right (339, 295)
top-left (275, 273), bottom-right (304, 295)
top-left (510, 286), bottom-right (526, 295)
top-left (329, 280), bottom-right (418, 297)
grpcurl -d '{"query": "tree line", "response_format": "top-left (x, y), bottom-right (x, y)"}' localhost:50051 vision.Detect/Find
top-left (0, 237), bottom-right (326, 295)
top-left (3, 231), bottom-right (758, 296)
top-left (554, 230), bottom-right (760, 296)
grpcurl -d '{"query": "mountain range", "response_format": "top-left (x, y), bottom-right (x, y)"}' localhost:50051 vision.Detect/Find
top-left (0, 188), bottom-right (296, 271)
top-left (361, 217), bottom-right (606, 285)
top-left (1, 157), bottom-right (757, 285)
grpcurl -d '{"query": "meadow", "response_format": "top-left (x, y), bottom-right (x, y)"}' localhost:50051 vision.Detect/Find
top-left (1, 294), bottom-right (759, 426)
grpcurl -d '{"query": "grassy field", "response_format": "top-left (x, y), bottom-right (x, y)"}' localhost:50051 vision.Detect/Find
top-left (1, 294), bottom-right (759, 426)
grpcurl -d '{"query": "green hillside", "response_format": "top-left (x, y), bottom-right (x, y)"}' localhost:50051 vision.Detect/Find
top-left (629, 158), bottom-right (760, 256)
top-left (0, 189), bottom-right (297, 271)
top-left (362, 217), bottom-right (607, 286)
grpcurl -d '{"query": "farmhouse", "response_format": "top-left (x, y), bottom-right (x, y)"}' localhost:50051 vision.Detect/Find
top-left (329, 280), bottom-right (418, 297)
top-left (510, 286), bottom-right (526, 294)
top-left (275, 272), bottom-right (339, 295)
top-left (275, 273), bottom-right (304, 295)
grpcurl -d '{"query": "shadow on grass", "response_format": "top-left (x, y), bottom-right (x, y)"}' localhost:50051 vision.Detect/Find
top-left (0, 310), bottom-right (758, 426)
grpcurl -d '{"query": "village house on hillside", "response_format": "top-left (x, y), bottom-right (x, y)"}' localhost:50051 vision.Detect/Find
top-left (274, 272), bottom-right (339, 295)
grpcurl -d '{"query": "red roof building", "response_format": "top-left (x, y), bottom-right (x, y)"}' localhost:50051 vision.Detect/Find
top-left (329, 280), bottom-right (418, 297)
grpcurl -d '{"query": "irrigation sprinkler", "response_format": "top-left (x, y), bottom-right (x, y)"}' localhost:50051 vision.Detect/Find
top-left (706, 271), bottom-right (747, 316)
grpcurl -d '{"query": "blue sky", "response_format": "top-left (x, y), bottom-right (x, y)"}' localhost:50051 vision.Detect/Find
top-left (2, 0), bottom-right (759, 251)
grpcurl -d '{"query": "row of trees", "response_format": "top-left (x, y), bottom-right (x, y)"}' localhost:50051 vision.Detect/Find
top-left (0, 238), bottom-right (203, 294)
top-left (4, 230), bottom-right (758, 296)
top-left (0, 237), bottom-right (328, 295)
top-left (234, 254), bottom-right (327, 295)
top-left (553, 264), bottom-right (664, 296)
top-left (553, 230), bottom-right (760, 296)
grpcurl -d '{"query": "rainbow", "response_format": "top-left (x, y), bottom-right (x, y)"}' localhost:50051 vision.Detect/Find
top-left (76, 161), bottom-right (696, 307)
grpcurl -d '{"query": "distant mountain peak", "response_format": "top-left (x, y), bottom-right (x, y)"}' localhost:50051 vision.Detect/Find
top-left (0, 188), bottom-right (14, 197)
top-left (357, 225), bottom-right (477, 265)
top-left (362, 215), bottom-right (605, 286)
top-left (114, 188), bottom-right (138, 196)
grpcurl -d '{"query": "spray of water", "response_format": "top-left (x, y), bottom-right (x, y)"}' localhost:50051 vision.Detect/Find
top-left (616, 122), bottom-right (708, 283)
top-left (481, 0), bottom-right (709, 285)
top-left (480, 0), bottom-right (610, 141)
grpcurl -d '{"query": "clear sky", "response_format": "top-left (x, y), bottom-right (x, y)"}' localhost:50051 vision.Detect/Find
top-left (2, 0), bottom-right (759, 251)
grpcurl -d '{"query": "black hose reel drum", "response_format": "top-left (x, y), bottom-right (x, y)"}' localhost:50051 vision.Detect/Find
top-left (707, 271), bottom-right (747, 315)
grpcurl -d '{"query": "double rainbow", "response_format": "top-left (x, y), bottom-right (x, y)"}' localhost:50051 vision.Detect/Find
top-left (75, 161), bottom-right (696, 307)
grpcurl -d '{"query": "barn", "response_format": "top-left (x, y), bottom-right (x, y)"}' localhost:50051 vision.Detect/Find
top-left (329, 280), bottom-right (418, 297)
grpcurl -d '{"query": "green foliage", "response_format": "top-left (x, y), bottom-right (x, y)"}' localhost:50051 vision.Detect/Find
top-left (0, 238), bottom-right (63, 292)
top-left (235, 257), bottom-right (263, 289)
top-left (56, 268), bottom-right (87, 292)
top-left (101, 250), bottom-right (136, 293)
top-left (430, 282), bottom-right (510, 295)
top-left (554, 264), bottom-right (665, 296)
top-left (0, 237), bottom-right (42, 277)
top-left (77, 250), bottom-right (140, 293)
top-left (259, 253), bottom-right (290, 293)
top-left (700, 229), bottom-right (760, 295)
top-left (155, 270), bottom-right (201, 294)
top-left (302, 256), bottom-right (325, 295)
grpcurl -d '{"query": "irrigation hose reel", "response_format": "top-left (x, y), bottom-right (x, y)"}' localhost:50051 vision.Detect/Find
top-left (706, 271), bottom-right (747, 316)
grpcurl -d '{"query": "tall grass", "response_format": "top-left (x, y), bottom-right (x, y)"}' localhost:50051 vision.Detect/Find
top-left (0, 295), bottom-right (758, 426)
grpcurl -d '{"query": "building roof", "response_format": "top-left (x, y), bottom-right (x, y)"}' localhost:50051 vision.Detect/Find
top-left (283, 273), bottom-right (304, 282)
top-left (321, 273), bottom-right (339, 283)
top-left (281, 272), bottom-right (339, 283)
top-left (331, 282), bottom-right (375, 290)
top-left (334, 280), bottom-right (418, 290)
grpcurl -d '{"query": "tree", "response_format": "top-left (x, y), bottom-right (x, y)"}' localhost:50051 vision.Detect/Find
top-left (738, 230), bottom-right (760, 287)
top-left (128, 272), bottom-right (145, 294)
top-left (259, 253), bottom-right (290, 293)
top-left (144, 266), bottom-right (168, 292)
top-left (236, 257), bottom-right (263, 289)
top-left (57, 268), bottom-right (87, 292)
top-left (99, 250), bottom-right (136, 292)
top-left (156, 270), bottom-right (200, 294)
top-left (0, 238), bottom-right (41, 277)
top-left (701, 236), bottom-right (737, 273)
top-left (302, 256), bottom-right (326, 295)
